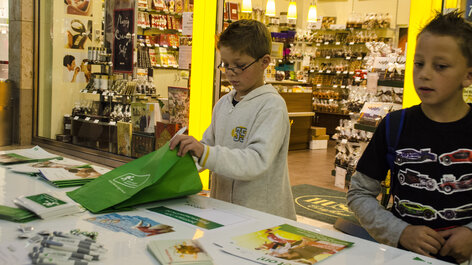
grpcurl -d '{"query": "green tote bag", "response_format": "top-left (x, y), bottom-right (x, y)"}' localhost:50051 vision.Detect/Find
top-left (66, 142), bottom-right (202, 213)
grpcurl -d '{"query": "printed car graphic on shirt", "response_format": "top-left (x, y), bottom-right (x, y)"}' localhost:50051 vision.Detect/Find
top-left (438, 203), bottom-right (472, 220)
top-left (395, 148), bottom-right (437, 165)
top-left (397, 169), bottom-right (436, 191)
top-left (394, 196), bottom-right (437, 220)
top-left (437, 174), bottom-right (472, 194)
top-left (439, 149), bottom-right (472, 166)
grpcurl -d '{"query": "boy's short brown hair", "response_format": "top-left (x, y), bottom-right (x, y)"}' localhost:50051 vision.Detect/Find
top-left (420, 11), bottom-right (472, 66)
top-left (217, 19), bottom-right (272, 59)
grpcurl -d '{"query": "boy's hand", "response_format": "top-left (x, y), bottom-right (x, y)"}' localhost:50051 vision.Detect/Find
top-left (438, 226), bottom-right (472, 263)
top-left (169, 135), bottom-right (204, 158)
top-left (399, 225), bottom-right (445, 257)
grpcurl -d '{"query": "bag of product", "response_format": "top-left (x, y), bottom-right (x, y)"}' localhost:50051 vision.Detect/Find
top-left (66, 142), bottom-right (202, 213)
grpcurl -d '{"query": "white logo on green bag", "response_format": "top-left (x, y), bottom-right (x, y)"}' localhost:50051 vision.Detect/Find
top-left (111, 173), bottom-right (150, 190)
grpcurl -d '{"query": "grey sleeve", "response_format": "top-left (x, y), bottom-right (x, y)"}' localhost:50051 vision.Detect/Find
top-left (346, 171), bottom-right (409, 247)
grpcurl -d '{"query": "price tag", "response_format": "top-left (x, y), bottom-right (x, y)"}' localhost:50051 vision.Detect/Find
top-left (349, 42), bottom-right (354, 45)
top-left (355, 77), bottom-right (361, 82)
top-left (316, 84), bottom-right (321, 87)
top-left (318, 70), bottom-right (323, 73)
top-left (335, 42), bottom-right (340, 45)
top-left (109, 121), bottom-right (117, 125)
top-left (326, 56), bottom-right (331, 59)
top-left (333, 85), bottom-right (338, 88)
top-left (316, 43), bottom-right (321, 46)
top-left (163, 45), bottom-right (168, 48)
top-left (357, 57), bottom-right (362, 60)
top-left (349, 71), bottom-right (354, 75)
top-left (104, 96), bottom-right (108, 101)
top-left (341, 139), bottom-right (348, 144)
top-left (310, 70), bottom-right (314, 73)
top-left (326, 70), bottom-right (331, 73)
top-left (324, 42), bottom-right (329, 45)
top-left (102, 92), bottom-right (107, 96)
top-left (346, 56), bottom-right (351, 60)
top-left (74, 116), bottom-right (79, 120)
top-left (336, 71), bottom-right (341, 74)
top-left (92, 91), bottom-right (97, 94)
top-left (94, 119), bottom-right (99, 124)
top-left (85, 117), bottom-right (91, 121)
top-left (341, 85), bottom-right (346, 88)
top-left (140, 43), bottom-right (145, 47)
top-left (343, 71), bottom-right (348, 74)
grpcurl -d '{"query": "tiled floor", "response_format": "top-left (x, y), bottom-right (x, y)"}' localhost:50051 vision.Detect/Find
top-left (288, 140), bottom-right (343, 231)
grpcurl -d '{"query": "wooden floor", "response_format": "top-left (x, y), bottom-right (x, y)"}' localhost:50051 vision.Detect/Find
top-left (288, 140), bottom-right (346, 193)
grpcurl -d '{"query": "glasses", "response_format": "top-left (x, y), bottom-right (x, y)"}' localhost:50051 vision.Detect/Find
top-left (218, 56), bottom-right (262, 75)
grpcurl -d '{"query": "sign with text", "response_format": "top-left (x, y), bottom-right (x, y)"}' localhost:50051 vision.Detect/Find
top-left (113, 9), bottom-right (134, 73)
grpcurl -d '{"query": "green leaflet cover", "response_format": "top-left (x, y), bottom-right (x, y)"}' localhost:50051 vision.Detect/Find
top-left (66, 142), bottom-right (202, 213)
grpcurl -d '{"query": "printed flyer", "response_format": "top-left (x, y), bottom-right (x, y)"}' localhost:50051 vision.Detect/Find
top-left (216, 224), bottom-right (353, 265)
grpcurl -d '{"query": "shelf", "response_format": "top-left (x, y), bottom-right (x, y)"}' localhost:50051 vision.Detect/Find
top-left (309, 70), bottom-right (354, 75)
top-left (315, 111), bottom-right (350, 116)
top-left (311, 56), bottom-right (365, 61)
top-left (137, 8), bottom-right (183, 17)
top-left (138, 26), bottom-right (182, 34)
top-left (267, 80), bottom-right (310, 86)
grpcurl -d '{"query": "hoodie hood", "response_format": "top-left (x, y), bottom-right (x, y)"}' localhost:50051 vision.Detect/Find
top-left (226, 84), bottom-right (279, 103)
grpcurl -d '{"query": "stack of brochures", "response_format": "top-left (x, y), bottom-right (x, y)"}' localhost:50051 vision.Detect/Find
top-left (147, 239), bottom-right (213, 265)
top-left (0, 205), bottom-right (39, 223)
top-left (0, 146), bottom-right (63, 165)
top-left (7, 158), bottom-right (110, 187)
top-left (13, 192), bottom-right (82, 219)
top-left (215, 224), bottom-right (354, 265)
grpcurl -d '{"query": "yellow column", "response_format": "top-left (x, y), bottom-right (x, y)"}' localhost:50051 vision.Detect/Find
top-left (403, 0), bottom-right (443, 108)
top-left (190, 1), bottom-right (217, 190)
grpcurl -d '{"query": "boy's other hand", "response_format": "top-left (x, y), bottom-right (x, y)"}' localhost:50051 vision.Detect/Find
top-left (438, 226), bottom-right (472, 263)
top-left (399, 225), bottom-right (445, 257)
top-left (169, 135), bottom-right (204, 158)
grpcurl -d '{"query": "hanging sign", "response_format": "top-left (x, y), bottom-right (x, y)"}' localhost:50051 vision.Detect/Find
top-left (466, 0), bottom-right (472, 21)
top-left (113, 8), bottom-right (134, 73)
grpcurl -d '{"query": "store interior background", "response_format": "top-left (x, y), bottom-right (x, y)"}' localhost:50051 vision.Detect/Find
top-left (4, 0), bottom-right (470, 224)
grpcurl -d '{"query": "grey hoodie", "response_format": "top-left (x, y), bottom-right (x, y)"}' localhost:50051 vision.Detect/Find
top-left (198, 84), bottom-right (296, 220)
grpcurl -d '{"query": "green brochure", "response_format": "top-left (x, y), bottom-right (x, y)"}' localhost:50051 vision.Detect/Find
top-left (67, 142), bottom-right (202, 213)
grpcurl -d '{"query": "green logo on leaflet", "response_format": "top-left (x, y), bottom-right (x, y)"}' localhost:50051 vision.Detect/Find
top-left (26, 193), bottom-right (66, 208)
top-left (111, 173), bottom-right (150, 189)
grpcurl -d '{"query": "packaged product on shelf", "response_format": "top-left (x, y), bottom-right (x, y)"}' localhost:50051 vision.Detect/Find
top-left (167, 0), bottom-right (175, 12)
top-left (166, 15), bottom-right (173, 30)
top-left (155, 122), bottom-right (182, 149)
top-left (228, 2), bottom-right (239, 21)
top-left (159, 34), bottom-right (170, 46)
top-left (184, 0), bottom-right (194, 12)
top-left (168, 34), bottom-right (179, 47)
top-left (117, 121), bottom-right (133, 157)
top-left (149, 48), bottom-right (158, 67)
top-left (152, 0), bottom-right (167, 11)
top-left (138, 0), bottom-right (148, 9)
top-left (168, 86), bottom-right (190, 128)
top-left (131, 102), bottom-right (159, 133)
top-left (175, 0), bottom-right (184, 13)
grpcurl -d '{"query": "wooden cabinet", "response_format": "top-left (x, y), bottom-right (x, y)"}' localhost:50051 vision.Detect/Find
top-left (279, 92), bottom-right (314, 150)
top-left (313, 112), bottom-right (350, 135)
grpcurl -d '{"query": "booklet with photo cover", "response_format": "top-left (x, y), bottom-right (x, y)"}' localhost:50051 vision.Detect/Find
top-left (147, 239), bottom-right (213, 265)
top-left (215, 224), bottom-right (354, 265)
top-left (0, 146), bottom-right (62, 165)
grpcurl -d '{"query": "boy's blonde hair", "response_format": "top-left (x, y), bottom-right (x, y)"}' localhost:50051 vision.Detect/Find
top-left (217, 19), bottom-right (272, 59)
top-left (420, 11), bottom-right (472, 66)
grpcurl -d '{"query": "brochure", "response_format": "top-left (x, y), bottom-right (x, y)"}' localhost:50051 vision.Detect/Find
top-left (215, 224), bottom-right (354, 265)
top-left (0, 146), bottom-right (62, 165)
top-left (13, 192), bottom-right (82, 219)
top-left (38, 166), bottom-right (110, 187)
top-left (85, 213), bottom-right (174, 238)
top-left (147, 239), bottom-right (213, 265)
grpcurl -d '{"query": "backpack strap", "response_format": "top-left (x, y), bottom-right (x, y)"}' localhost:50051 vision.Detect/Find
top-left (381, 108), bottom-right (406, 208)
top-left (385, 108), bottom-right (406, 173)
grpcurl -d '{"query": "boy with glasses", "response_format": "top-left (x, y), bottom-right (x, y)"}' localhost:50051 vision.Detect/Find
top-left (170, 19), bottom-right (296, 220)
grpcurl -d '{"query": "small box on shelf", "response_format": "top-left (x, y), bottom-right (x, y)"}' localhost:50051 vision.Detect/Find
top-left (132, 132), bottom-right (156, 158)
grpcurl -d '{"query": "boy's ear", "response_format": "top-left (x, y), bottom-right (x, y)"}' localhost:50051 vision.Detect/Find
top-left (462, 66), bottom-right (472, 88)
top-left (260, 54), bottom-right (271, 69)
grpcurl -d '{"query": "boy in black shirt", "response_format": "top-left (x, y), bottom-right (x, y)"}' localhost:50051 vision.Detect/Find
top-left (347, 11), bottom-right (472, 264)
